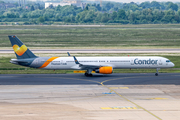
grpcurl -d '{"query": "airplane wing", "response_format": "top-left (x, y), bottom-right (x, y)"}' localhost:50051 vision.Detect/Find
top-left (79, 63), bottom-right (101, 69)
top-left (72, 56), bottom-right (111, 70)
top-left (72, 56), bottom-right (113, 75)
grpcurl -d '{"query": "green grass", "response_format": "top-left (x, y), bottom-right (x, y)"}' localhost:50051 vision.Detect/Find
top-left (0, 24), bottom-right (180, 48)
top-left (0, 24), bottom-right (179, 74)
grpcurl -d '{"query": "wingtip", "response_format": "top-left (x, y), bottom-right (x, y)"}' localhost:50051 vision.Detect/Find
top-left (8, 35), bottom-right (16, 38)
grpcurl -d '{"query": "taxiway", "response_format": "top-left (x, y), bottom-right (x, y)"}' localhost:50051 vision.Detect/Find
top-left (0, 73), bottom-right (180, 120)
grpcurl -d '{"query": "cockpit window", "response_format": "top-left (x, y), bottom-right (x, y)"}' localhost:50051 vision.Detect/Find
top-left (166, 60), bottom-right (171, 62)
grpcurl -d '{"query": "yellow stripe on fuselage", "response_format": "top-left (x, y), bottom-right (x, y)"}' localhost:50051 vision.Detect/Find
top-left (39, 57), bottom-right (59, 68)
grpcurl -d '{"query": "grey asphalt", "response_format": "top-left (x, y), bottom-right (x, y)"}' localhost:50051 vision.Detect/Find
top-left (0, 73), bottom-right (179, 85)
top-left (1, 73), bottom-right (180, 120)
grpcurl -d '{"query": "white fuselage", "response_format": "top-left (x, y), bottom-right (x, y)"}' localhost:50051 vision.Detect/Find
top-left (42, 56), bottom-right (174, 70)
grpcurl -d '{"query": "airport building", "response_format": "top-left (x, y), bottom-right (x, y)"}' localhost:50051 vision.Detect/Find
top-left (45, 0), bottom-right (100, 9)
top-left (45, 0), bottom-right (82, 8)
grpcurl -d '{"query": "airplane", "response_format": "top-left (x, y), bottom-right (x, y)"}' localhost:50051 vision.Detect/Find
top-left (8, 35), bottom-right (175, 77)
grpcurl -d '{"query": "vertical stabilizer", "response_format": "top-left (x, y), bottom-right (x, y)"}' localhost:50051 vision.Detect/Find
top-left (8, 35), bottom-right (37, 59)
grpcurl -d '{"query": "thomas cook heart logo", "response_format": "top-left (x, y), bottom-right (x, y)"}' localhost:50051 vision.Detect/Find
top-left (13, 44), bottom-right (27, 56)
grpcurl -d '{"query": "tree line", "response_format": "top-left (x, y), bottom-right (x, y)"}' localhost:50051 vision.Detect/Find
top-left (0, 1), bottom-right (180, 24)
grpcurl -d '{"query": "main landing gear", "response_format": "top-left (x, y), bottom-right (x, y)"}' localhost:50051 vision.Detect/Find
top-left (84, 69), bottom-right (93, 77)
top-left (155, 68), bottom-right (160, 76)
top-left (85, 72), bottom-right (93, 77)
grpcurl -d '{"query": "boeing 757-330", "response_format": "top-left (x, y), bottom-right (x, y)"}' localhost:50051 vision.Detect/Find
top-left (9, 35), bottom-right (175, 76)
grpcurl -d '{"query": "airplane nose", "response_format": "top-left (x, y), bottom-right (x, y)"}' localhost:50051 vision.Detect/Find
top-left (172, 63), bottom-right (175, 67)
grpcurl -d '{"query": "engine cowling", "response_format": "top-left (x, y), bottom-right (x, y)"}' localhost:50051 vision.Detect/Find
top-left (95, 66), bottom-right (113, 74)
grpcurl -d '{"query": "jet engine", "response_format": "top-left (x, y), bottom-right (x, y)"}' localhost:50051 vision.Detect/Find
top-left (95, 66), bottom-right (113, 74)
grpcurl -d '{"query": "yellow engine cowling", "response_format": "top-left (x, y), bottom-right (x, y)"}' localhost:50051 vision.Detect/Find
top-left (95, 66), bottom-right (113, 74)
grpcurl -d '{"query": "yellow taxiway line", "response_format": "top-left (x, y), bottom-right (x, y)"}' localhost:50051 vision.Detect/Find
top-left (39, 75), bottom-right (162, 120)
top-left (101, 76), bottom-right (162, 120)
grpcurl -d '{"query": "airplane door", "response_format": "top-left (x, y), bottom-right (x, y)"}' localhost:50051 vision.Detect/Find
top-left (131, 59), bottom-right (134, 65)
top-left (159, 59), bottom-right (162, 65)
top-left (34, 59), bottom-right (38, 65)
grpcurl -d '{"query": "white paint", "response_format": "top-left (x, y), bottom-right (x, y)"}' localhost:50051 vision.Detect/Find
top-left (43, 56), bottom-right (174, 70)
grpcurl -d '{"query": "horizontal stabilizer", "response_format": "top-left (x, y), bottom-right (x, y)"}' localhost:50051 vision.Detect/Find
top-left (10, 59), bottom-right (29, 63)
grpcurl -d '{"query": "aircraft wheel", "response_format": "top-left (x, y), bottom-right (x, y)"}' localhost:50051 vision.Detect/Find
top-left (89, 74), bottom-right (93, 77)
top-left (155, 73), bottom-right (158, 76)
top-left (85, 73), bottom-right (88, 77)
top-left (85, 73), bottom-right (93, 77)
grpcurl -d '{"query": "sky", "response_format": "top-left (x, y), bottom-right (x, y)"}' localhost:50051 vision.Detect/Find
top-left (27, 0), bottom-right (180, 3)
top-left (106, 0), bottom-right (180, 3)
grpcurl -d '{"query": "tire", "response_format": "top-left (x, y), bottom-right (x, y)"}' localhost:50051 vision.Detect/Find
top-left (85, 73), bottom-right (93, 77)
top-left (85, 73), bottom-right (88, 77)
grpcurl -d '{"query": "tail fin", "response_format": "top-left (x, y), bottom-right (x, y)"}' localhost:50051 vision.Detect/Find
top-left (8, 35), bottom-right (37, 59)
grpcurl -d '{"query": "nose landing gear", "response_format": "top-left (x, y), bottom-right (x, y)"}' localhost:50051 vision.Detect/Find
top-left (155, 68), bottom-right (160, 76)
